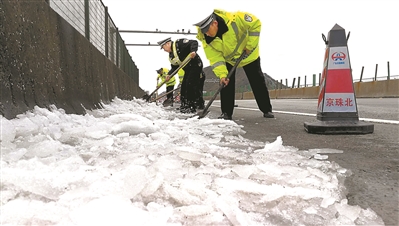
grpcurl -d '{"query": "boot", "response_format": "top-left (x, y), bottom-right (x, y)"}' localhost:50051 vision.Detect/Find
top-left (218, 113), bottom-right (232, 120)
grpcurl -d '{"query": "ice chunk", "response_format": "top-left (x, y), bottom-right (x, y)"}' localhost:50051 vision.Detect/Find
top-left (2, 148), bottom-right (27, 162)
top-left (123, 165), bottom-right (149, 199)
top-left (216, 195), bottom-right (254, 226)
top-left (335, 199), bottom-right (361, 222)
top-left (112, 120), bottom-right (159, 135)
top-left (321, 197), bottom-right (336, 208)
top-left (141, 173), bottom-right (164, 197)
top-left (163, 184), bottom-right (201, 205)
top-left (24, 140), bottom-right (63, 158)
top-left (1, 117), bottom-right (16, 143)
top-left (177, 150), bottom-right (204, 161)
top-left (309, 148), bottom-right (344, 154)
top-left (314, 154), bottom-right (328, 160)
top-left (255, 136), bottom-right (285, 153)
top-left (231, 165), bottom-right (257, 179)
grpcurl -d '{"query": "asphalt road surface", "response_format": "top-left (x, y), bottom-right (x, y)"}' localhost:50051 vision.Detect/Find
top-left (205, 98), bottom-right (398, 226)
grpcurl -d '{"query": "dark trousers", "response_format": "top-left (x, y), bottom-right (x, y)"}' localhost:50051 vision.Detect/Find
top-left (220, 57), bottom-right (272, 116)
top-left (198, 71), bottom-right (205, 106)
top-left (166, 85), bottom-right (174, 100)
top-left (180, 62), bottom-right (203, 111)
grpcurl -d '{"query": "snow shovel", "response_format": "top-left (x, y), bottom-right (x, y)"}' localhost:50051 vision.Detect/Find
top-left (142, 56), bottom-right (192, 102)
top-left (150, 85), bottom-right (181, 103)
top-left (197, 51), bottom-right (246, 119)
top-left (142, 80), bottom-right (166, 102)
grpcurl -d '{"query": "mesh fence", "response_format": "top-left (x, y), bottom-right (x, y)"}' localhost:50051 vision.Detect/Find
top-left (89, 0), bottom-right (105, 54)
top-left (48, 0), bottom-right (139, 85)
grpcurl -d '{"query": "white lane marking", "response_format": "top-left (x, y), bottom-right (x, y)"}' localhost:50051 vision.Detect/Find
top-left (230, 106), bottom-right (399, 125)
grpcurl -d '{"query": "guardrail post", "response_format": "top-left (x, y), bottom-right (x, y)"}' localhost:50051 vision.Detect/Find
top-left (313, 74), bottom-right (316, 86)
top-left (291, 78), bottom-right (296, 88)
top-left (374, 64), bottom-right (378, 81)
top-left (360, 66), bottom-right (364, 82)
top-left (105, 7), bottom-right (109, 58)
top-left (318, 73), bottom-right (321, 86)
top-left (297, 76), bottom-right (301, 88)
top-left (387, 61), bottom-right (390, 80)
top-left (84, 0), bottom-right (90, 41)
top-left (116, 31), bottom-right (119, 67)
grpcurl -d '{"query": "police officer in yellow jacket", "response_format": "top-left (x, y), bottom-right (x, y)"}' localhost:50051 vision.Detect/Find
top-left (157, 37), bottom-right (204, 113)
top-left (156, 68), bottom-right (176, 105)
top-left (194, 9), bottom-right (274, 119)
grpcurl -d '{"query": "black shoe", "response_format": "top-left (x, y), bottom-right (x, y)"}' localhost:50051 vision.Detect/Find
top-left (218, 113), bottom-right (232, 120)
top-left (180, 108), bottom-right (189, 114)
top-left (263, 112), bottom-right (274, 118)
top-left (180, 107), bottom-right (196, 114)
top-left (163, 99), bottom-right (173, 107)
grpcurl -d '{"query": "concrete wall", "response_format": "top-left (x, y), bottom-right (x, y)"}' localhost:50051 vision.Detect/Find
top-left (0, 0), bottom-right (145, 119)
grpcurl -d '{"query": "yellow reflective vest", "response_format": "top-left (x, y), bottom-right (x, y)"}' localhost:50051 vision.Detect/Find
top-left (157, 68), bottom-right (176, 87)
top-left (196, 9), bottom-right (261, 79)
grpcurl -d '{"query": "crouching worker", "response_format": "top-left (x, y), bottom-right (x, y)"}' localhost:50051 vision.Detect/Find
top-left (156, 67), bottom-right (176, 107)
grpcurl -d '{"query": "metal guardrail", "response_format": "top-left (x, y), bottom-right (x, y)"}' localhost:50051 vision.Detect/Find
top-left (202, 73), bottom-right (399, 97)
top-left (274, 74), bottom-right (398, 90)
top-left (47, 0), bottom-right (139, 85)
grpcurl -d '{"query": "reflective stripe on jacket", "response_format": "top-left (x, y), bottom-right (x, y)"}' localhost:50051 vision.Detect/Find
top-left (196, 9), bottom-right (261, 79)
top-left (178, 69), bottom-right (185, 83)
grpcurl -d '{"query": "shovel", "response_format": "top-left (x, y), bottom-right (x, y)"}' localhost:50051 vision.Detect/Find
top-left (150, 85), bottom-right (181, 103)
top-left (143, 55), bottom-right (191, 102)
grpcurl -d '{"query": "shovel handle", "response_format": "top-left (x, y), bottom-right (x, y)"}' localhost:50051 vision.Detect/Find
top-left (198, 51), bottom-right (247, 119)
top-left (145, 55), bottom-right (192, 102)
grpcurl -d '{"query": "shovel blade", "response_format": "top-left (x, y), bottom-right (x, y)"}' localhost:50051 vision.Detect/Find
top-left (197, 110), bottom-right (210, 119)
top-left (142, 94), bottom-right (151, 102)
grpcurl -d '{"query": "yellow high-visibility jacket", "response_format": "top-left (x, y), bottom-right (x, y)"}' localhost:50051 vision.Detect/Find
top-left (157, 68), bottom-right (176, 87)
top-left (196, 9), bottom-right (261, 79)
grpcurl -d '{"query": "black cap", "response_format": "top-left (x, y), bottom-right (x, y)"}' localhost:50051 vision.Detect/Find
top-left (156, 68), bottom-right (163, 74)
top-left (157, 37), bottom-right (171, 49)
top-left (193, 13), bottom-right (215, 33)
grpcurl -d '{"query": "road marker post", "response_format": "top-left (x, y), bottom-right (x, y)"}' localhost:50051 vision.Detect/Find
top-left (304, 24), bottom-right (374, 134)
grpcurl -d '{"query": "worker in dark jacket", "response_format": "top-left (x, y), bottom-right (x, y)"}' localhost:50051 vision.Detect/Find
top-left (157, 37), bottom-right (204, 113)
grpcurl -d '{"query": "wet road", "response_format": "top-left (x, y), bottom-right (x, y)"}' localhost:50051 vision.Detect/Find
top-left (205, 98), bottom-right (399, 225)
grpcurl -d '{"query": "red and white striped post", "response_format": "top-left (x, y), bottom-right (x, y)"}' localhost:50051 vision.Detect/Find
top-left (304, 24), bottom-right (374, 134)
